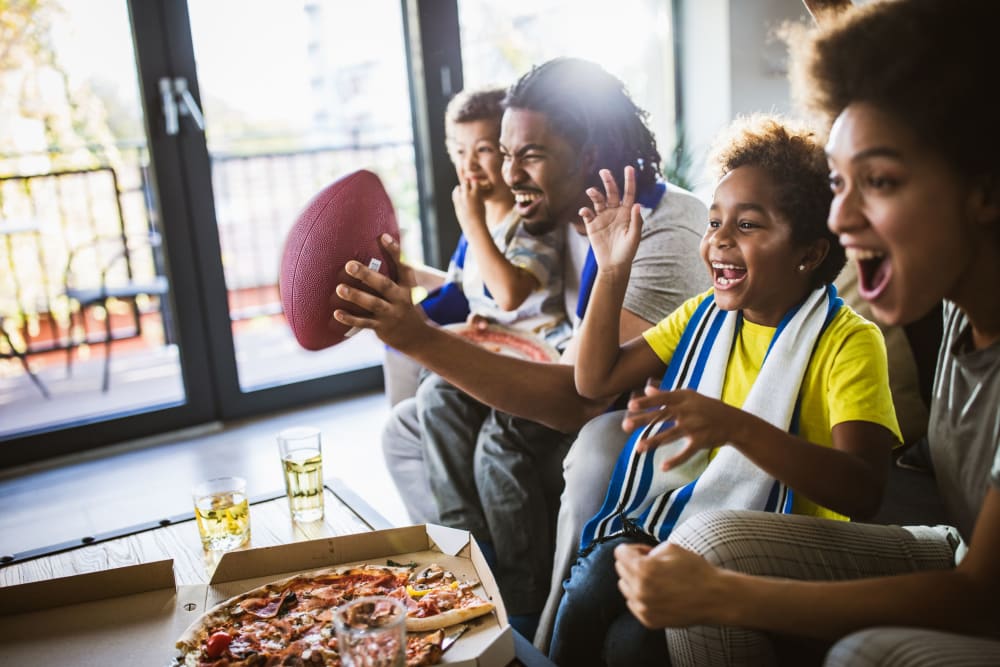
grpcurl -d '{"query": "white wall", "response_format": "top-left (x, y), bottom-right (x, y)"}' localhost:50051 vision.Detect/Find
top-left (679, 0), bottom-right (812, 198)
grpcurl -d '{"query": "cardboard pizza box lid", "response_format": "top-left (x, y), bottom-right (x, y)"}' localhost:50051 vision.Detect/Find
top-left (0, 558), bottom-right (175, 614)
top-left (0, 525), bottom-right (513, 667)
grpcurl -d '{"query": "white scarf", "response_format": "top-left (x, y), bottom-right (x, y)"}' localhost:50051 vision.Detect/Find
top-left (580, 284), bottom-right (842, 547)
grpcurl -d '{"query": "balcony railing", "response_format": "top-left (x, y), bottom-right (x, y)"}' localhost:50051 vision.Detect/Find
top-left (1, 141), bottom-right (418, 349)
top-left (0, 143), bottom-right (415, 437)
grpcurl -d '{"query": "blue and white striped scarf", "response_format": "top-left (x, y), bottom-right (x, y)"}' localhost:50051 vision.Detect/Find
top-left (580, 284), bottom-right (843, 549)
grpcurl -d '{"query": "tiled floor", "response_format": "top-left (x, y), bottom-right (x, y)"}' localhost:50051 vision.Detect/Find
top-left (0, 389), bottom-right (409, 559)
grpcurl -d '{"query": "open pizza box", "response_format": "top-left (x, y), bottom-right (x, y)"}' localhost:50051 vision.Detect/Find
top-left (0, 524), bottom-right (514, 666)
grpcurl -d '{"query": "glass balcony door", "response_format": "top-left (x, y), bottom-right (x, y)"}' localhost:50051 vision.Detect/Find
top-left (0, 0), bottom-right (424, 465)
top-left (184, 0), bottom-right (421, 401)
top-left (0, 1), bottom-right (202, 457)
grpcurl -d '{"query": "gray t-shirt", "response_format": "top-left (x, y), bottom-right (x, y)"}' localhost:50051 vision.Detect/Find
top-left (623, 183), bottom-right (710, 324)
top-left (928, 301), bottom-right (1000, 542)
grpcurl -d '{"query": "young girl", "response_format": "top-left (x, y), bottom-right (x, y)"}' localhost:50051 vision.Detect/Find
top-left (614, 2), bottom-right (1000, 665)
top-left (548, 115), bottom-right (901, 666)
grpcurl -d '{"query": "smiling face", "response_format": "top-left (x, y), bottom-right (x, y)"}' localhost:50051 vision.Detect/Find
top-left (446, 118), bottom-right (507, 198)
top-left (702, 165), bottom-right (819, 326)
top-left (826, 103), bottom-right (979, 326)
top-left (499, 107), bottom-right (591, 235)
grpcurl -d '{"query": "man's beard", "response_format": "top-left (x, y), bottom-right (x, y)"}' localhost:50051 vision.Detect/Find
top-left (522, 217), bottom-right (557, 235)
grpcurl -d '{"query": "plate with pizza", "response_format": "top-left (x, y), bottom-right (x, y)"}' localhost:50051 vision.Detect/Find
top-left (445, 323), bottom-right (560, 363)
top-left (172, 561), bottom-right (495, 667)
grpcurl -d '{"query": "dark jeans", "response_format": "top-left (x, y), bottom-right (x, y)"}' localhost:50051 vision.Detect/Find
top-left (549, 536), bottom-right (671, 667)
top-left (416, 372), bottom-right (574, 615)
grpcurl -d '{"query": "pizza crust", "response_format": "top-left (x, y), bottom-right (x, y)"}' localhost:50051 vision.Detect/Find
top-left (405, 598), bottom-right (495, 632)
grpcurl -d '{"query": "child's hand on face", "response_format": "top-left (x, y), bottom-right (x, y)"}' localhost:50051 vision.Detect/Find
top-left (452, 178), bottom-right (488, 233)
top-left (623, 382), bottom-right (746, 470)
top-left (579, 166), bottom-right (644, 274)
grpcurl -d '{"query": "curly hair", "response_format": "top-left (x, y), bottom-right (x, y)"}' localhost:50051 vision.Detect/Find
top-left (708, 114), bottom-right (844, 287)
top-left (786, 0), bottom-right (1000, 186)
top-left (504, 58), bottom-right (661, 193)
top-left (445, 87), bottom-right (506, 126)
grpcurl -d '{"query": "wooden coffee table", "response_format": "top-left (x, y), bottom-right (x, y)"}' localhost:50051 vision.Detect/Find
top-left (0, 479), bottom-right (554, 666)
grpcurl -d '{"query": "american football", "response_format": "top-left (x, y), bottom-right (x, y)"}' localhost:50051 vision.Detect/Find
top-left (279, 169), bottom-right (400, 350)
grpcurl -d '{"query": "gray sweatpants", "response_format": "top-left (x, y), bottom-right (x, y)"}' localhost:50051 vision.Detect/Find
top-left (382, 376), bottom-right (575, 614)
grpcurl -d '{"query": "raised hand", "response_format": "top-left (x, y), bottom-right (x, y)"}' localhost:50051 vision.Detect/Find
top-left (334, 234), bottom-right (430, 351)
top-left (623, 383), bottom-right (750, 471)
top-left (579, 166), bottom-right (644, 273)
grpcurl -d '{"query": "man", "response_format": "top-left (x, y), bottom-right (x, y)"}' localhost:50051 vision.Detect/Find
top-left (334, 58), bottom-right (709, 640)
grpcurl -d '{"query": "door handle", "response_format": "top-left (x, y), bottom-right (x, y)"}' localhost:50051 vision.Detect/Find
top-left (159, 77), bottom-right (179, 136)
top-left (159, 77), bottom-right (205, 135)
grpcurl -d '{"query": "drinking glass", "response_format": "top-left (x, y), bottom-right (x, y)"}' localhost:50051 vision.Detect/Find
top-left (333, 596), bottom-right (406, 667)
top-left (277, 426), bottom-right (325, 522)
top-left (192, 476), bottom-right (251, 551)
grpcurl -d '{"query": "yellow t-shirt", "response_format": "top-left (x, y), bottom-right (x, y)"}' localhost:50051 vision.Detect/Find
top-left (641, 289), bottom-right (902, 521)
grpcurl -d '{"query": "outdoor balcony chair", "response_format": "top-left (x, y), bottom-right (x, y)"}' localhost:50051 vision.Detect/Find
top-left (0, 314), bottom-right (50, 398)
top-left (63, 232), bottom-right (170, 393)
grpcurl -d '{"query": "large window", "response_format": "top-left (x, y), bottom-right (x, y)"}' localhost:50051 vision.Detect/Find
top-left (0, 0), bottom-right (185, 439)
top-left (0, 0), bottom-right (422, 465)
top-left (187, 0), bottom-right (420, 391)
top-left (457, 0), bottom-right (678, 157)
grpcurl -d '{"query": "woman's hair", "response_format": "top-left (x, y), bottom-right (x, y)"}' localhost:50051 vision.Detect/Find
top-left (708, 114), bottom-right (844, 287)
top-left (445, 87), bottom-right (506, 127)
top-left (504, 57), bottom-right (662, 193)
top-left (787, 0), bottom-right (1000, 187)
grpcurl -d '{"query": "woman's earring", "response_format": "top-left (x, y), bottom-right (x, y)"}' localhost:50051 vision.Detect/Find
top-left (798, 264), bottom-right (806, 271)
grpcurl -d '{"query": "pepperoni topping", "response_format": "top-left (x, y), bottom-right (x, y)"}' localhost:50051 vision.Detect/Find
top-left (457, 328), bottom-right (554, 362)
top-left (239, 590), bottom-right (293, 618)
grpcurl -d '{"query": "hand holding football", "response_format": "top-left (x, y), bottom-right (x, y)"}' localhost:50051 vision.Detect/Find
top-left (279, 169), bottom-right (400, 350)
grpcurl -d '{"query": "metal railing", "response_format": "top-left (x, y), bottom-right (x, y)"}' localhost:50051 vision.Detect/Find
top-left (210, 142), bottom-right (419, 319)
top-left (0, 142), bottom-right (419, 366)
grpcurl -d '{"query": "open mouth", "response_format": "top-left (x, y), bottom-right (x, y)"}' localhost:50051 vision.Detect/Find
top-left (847, 247), bottom-right (891, 300)
top-left (711, 261), bottom-right (748, 290)
top-left (513, 190), bottom-right (542, 217)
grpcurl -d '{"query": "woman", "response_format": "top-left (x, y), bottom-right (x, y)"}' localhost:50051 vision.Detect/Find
top-left (614, 1), bottom-right (1000, 665)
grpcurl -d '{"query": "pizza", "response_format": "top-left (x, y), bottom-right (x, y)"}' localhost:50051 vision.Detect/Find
top-left (173, 563), bottom-right (494, 667)
top-left (447, 324), bottom-right (559, 363)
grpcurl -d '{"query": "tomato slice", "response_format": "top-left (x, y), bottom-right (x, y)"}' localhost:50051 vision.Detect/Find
top-left (205, 631), bottom-right (232, 658)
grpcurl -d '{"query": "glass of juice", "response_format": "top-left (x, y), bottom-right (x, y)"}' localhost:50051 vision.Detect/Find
top-left (277, 426), bottom-right (324, 522)
top-left (192, 476), bottom-right (251, 551)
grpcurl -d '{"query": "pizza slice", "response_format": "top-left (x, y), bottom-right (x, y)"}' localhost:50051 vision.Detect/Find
top-left (402, 564), bottom-right (496, 632)
top-left (407, 628), bottom-right (445, 667)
